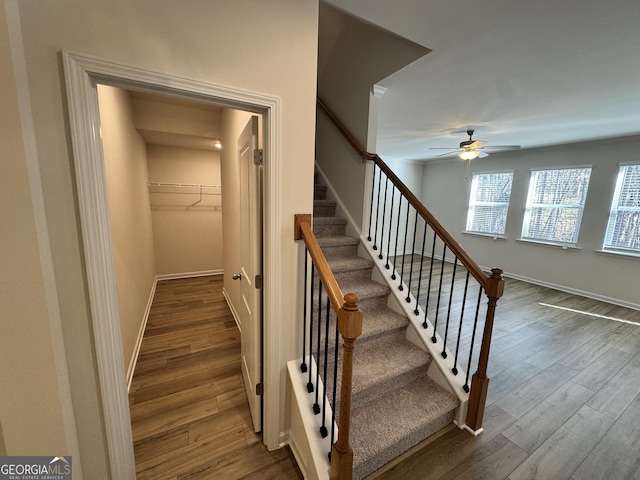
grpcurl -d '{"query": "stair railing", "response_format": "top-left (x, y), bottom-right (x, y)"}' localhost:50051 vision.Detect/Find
top-left (294, 214), bottom-right (363, 480)
top-left (317, 98), bottom-right (504, 433)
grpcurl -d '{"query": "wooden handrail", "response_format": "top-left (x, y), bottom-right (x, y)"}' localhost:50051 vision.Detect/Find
top-left (317, 98), bottom-right (376, 162)
top-left (317, 98), bottom-right (489, 289)
top-left (295, 214), bottom-right (345, 313)
top-left (317, 98), bottom-right (505, 434)
top-left (295, 213), bottom-right (363, 480)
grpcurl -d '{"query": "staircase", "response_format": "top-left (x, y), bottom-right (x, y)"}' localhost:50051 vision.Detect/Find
top-left (313, 177), bottom-right (459, 479)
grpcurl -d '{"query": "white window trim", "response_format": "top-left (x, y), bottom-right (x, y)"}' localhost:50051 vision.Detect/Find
top-left (595, 248), bottom-right (640, 260)
top-left (521, 166), bottom-right (592, 247)
top-left (463, 231), bottom-right (508, 240)
top-left (465, 171), bottom-right (514, 236)
top-left (602, 163), bottom-right (640, 253)
top-left (517, 237), bottom-right (582, 251)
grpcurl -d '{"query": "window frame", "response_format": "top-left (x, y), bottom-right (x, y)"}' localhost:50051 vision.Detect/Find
top-left (602, 163), bottom-right (640, 254)
top-left (465, 170), bottom-right (514, 237)
top-left (520, 166), bottom-right (592, 247)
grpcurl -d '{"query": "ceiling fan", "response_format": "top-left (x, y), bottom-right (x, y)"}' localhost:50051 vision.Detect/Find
top-left (429, 129), bottom-right (521, 160)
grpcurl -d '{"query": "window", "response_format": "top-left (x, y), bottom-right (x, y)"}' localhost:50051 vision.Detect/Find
top-left (603, 164), bottom-right (640, 252)
top-left (466, 172), bottom-right (513, 236)
top-left (522, 167), bottom-right (592, 245)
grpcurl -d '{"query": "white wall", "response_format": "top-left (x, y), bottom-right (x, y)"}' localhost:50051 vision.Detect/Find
top-left (147, 144), bottom-right (223, 276)
top-left (0, 1), bottom-right (72, 457)
top-left (316, 4), bottom-right (428, 231)
top-left (316, 110), bottom-right (367, 230)
top-left (98, 85), bottom-right (157, 374)
top-left (420, 136), bottom-right (640, 308)
top-left (9, 0), bottom-right (319, 474)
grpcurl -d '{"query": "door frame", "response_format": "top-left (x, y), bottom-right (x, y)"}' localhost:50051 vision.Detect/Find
top-left (63, 51), bottom-right (283, 477)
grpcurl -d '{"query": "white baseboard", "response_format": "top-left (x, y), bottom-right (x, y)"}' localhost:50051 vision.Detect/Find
top-left (498, 270), bottom-right (640, 311)
top-left (222, 287), bottom-right (241, 332)
top-left (288, 434), bottom-right (309, 480)
top-left (127, 277), bottom-right (157, 392)
top-left (390, 251), bottom-right (639, 311)
top-left (155, 269), bottom-right (223, 281)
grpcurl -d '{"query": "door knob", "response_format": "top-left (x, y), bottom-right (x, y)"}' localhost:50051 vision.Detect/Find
top-left (232, 273), bottom-right (242, 280)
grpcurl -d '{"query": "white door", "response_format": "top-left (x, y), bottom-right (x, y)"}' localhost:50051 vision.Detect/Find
top-left (238, 116), bottom-right (263, 432)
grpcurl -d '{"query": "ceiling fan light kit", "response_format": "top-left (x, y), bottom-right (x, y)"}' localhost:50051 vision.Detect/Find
top-left (430, 129), bottom-right (521, 160)
top-left (459, 149), bottom-right (479, 160)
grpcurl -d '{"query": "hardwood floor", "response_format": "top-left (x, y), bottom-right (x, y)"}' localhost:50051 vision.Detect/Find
top-left (129, 276), bottom-right (302, 480)
top-left (130, 272), bottom-right (640, 480)
top-left (371, 268), bottom-right (640, 480)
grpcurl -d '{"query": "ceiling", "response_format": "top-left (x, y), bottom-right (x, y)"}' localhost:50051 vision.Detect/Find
top-left (323, 0), bottom-right (640, 161)
top-left (129, 91), bottom-right (223, 151)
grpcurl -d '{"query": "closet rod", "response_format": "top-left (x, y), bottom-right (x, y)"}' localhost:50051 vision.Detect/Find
top-left (148, 182), bottom-right (221, 189)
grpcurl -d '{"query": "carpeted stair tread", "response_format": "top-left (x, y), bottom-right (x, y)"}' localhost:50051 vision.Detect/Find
top-left (360, 307), bottom-right (409, 341)
top-left (313, 216), bottom-right (347, 226)
top-left (316, 235), bottom-right (360, 248)
top-left (313, 217), bottom-right (347, 227)
top-left (350, 376), bottom-right (459, 480)
top-left (314, 199), bottom-right (338, 217)
top-left (314, 199), bottom-right (336, 206)
top-left (310, 276), bottom-right (388, 308)
top-left (313, 306), bottom-right (409, 361)
top-left (324, 256), bottom-right (374, 274)
top-left (338, 277), bottom-right (391, 303)
top-left (312, 216), bottom-right (348, 237)
top-left (314, 184), bottom-right (327, 200)
top-left (329, 332), bottom-right (432, 411)
top-left (310, 175), bottom-right (460, 480)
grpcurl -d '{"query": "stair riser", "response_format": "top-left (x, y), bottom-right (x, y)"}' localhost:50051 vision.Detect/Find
top-left (312, 331), bottom-right (406, 363)
top-left (321, 244), bottom-right (359, 259)
top-left (311, 266), bottom-right (374, 286)
top-left (308, 294), bottom-right (389, 316)
top-left (333, 268), bottom-right (376, 285)
top-left (330, 363), bottom-right (431, 414)
top-left (313, 223), bottom-right (347, 237)
top-left (314, 185), bottom-right (327, 200)
top-left (355, 295), bottom-right (391, 313)
top-left (313, 205), bottom-right (337, 217)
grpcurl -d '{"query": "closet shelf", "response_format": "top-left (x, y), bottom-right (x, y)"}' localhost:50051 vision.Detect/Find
top-left (148, 182), bottom-right (222, 196)
top-left (148, 182), bottom-right (221, 190)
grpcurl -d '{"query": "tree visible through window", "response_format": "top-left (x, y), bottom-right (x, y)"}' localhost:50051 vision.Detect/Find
top-left (604, 164), bottom-right (640, 252)
top-left (466, 172), bottom-right (513, 235)
top-left (522, 167), bottom-right (592, 245)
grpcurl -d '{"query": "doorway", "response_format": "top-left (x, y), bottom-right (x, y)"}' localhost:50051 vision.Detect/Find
top-left (64, 51), bottom-right (282, 477)
top-left (96, 84), bottom-right (264, 424)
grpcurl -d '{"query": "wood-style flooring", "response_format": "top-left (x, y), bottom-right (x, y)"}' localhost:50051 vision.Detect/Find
top-left (128, 275), bottom-right (302, 480)
top-left (371, 266), bottom-right (640, 480)
top-left (130, 272), bottom-right (640, 480)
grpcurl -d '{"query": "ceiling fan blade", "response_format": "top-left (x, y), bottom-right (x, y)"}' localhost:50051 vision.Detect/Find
top-left (478, 151), bottom-right (489, 158)
top-left (435, 151), bottom-right (458, 157)
top-left (484, 145), bottom-right (521, 150)
top-left (429, 147), bottom-right (460, 150)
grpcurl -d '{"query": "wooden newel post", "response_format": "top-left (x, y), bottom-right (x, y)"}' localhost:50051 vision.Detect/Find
top-left (466, 268), bottom-right (504, 433)
top-left (330, 293), bottom-right (363, 480)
